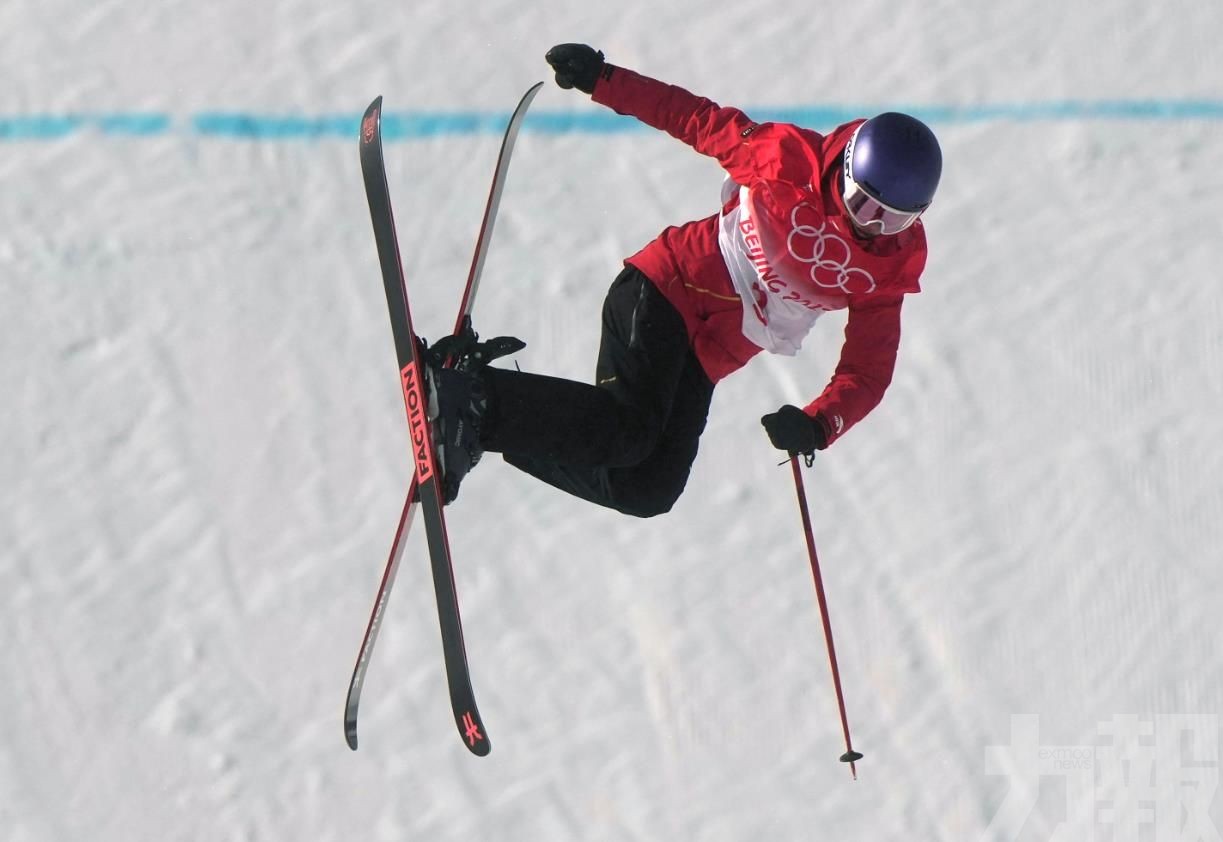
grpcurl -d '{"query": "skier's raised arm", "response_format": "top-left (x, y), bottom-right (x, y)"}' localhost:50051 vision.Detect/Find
top-left (545, 43), bottom-right (765, 184)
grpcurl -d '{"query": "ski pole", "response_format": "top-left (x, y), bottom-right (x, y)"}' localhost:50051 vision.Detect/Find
top-left (790, 455), bottom-right (864, 779)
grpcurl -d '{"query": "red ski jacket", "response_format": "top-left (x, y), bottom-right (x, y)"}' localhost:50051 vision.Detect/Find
top-left (591, 66), bottom-right (928, 447)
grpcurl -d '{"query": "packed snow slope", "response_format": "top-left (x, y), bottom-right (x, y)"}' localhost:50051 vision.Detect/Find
top-left (3, 1), bottom-right (1221, 840)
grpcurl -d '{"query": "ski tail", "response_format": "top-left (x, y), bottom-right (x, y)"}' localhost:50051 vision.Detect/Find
top-left (344, 488), bottom-right (416, 749)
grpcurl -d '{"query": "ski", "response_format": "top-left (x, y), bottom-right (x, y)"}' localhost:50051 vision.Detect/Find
top-left (355, 94), bottom-right (488, 757)
top-left (344, 82), bottom-right (543, 754)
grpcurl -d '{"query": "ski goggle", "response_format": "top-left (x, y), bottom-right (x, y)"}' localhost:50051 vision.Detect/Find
top-left (841, 130), bottom-right (927, 236)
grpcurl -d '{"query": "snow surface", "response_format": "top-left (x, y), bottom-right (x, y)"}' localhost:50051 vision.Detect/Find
top-left (3, 1), bottom-right (1223, 839)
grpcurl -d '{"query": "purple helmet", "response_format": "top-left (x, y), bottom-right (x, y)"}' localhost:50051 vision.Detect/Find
top-left (842, 112), bottom-right (942, 235)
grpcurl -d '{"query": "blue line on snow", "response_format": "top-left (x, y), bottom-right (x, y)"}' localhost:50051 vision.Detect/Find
top-left (0, 114), bottom-right (172, 139)
top-left (2, 101), bottom-right (1222, 141)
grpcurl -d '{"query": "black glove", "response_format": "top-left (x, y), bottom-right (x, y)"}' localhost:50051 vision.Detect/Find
top-left (761, 405), bottom-right (828, 455)
top-left (545, 43), bottom-right (607, 94)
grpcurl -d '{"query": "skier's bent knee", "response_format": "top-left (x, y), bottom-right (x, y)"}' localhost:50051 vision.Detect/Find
top-left (615, 487), bottom-right (682, 518)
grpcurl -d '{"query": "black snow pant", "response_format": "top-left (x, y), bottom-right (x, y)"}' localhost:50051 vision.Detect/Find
top-left (481, 266), bottom-right (715, 518)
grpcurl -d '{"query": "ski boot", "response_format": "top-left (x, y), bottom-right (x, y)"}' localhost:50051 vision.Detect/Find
top-left (421, 317), bottom-right (524, 504)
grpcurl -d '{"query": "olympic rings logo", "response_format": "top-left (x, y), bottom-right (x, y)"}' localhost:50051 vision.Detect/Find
top-left (785, 204), bottom-right (877, 295)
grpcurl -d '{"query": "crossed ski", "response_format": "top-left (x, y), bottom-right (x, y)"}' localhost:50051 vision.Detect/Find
top-left (345, 82), bottom-right (543, 755)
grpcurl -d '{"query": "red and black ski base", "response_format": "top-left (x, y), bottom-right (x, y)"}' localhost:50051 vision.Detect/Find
top-left (357, 94), bottom-right (488, 755)
top-left (345, 83), bottom-right (542, 755)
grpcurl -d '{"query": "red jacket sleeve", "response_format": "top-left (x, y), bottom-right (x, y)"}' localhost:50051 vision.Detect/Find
top-left (592, 66), bottom-right (760, 184)
top-left (804, 294), bottom-right (903, 447)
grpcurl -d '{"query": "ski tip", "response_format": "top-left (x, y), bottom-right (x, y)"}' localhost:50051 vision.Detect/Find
top-left (521, 82), bottom-right (544, 109)
top-left (345, 719), bottom-right (359, 751)
top-left (360, 98), bottom-right (382, 147)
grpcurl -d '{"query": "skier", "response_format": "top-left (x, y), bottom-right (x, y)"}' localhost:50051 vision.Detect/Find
top-left (424, 43), bottom-right (942, 516)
